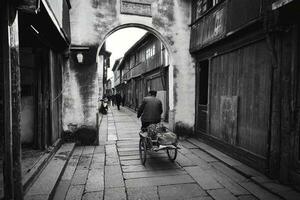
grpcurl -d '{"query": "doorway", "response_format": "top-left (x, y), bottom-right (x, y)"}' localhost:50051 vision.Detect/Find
top-left (196, 60), bottom-right (209, 134)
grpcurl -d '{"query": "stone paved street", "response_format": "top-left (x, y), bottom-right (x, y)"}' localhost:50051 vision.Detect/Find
top-left (52, 107), bottom-right (299, 200)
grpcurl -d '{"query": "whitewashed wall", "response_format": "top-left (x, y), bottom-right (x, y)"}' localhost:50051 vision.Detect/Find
top-left (66, 0), bottom-right (195, 132)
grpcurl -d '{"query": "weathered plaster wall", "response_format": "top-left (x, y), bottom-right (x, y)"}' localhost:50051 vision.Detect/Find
top-left (62, 60), bottom-right (84, 129)
top-left (68, 0), bottom-right (195, 132)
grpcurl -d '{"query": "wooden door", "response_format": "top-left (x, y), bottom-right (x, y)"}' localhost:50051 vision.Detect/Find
top-left (196, 60), bottom-right (209, 134)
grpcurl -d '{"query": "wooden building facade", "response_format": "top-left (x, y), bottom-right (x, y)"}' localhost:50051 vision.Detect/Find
top-left (1, 0), bottom-right (71, 198)
top-left (99, 43), bottom-right (111, 99)
top-left (190, 0), bottom-right (300, 184)
top-left (113, 33), bottom-right (169, 120)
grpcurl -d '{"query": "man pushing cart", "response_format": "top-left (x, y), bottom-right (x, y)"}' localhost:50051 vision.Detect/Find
top-left (137, 90), bottom-right (178, 165)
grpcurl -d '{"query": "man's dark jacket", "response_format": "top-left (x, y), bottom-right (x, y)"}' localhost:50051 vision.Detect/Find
top-left (115, 94), bottom-right (122, 105)
top-left (137, 96), bottom-right (163, 123)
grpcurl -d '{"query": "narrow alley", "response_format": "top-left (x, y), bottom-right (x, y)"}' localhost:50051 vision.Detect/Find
top-left (32, 107), bottom-right (299, 200)
top-left (2, 1), bottom-right (300, 199)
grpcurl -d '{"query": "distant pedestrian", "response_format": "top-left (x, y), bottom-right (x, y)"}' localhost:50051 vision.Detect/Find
top-left (115, 93), bottom-right (122, 110)
top-left (137, 90), bottom-right (163, 130)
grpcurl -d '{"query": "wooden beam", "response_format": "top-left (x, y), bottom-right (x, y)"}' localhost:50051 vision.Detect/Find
top-left (267, 33), bottom-right (281, 178)
top-left (10, 13), bottom-right (24, 199)
top-left (42, 48), bottom-right (50, 149)
top-left (49, 50), bottom-right (54, 144)
top-left (35, 49), bottom-right (43, 149)
top-left (1, 1), bottom-right (24, 199)
top-left (1, 1), bottom-right (14, 198)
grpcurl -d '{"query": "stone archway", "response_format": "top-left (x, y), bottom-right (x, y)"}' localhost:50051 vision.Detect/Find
top-left (96, 23), bottom-right (175, 126)
top-left (64, 0), bottom-right (195, 133)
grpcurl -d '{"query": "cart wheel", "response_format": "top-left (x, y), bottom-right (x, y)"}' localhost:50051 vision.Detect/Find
top-left (167, 148), bottom-right (177, 161)
top-left (139, 138), bottom-right (147, 165)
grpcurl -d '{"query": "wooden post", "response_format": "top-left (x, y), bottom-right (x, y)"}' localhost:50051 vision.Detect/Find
top-left (33, 49), bottom-right (42, 149)
top-left (42, 48), bottom-right (50, 149)
top-left (267, 33), bottom-right (281, 178)
top-left (10, 13), bottom-right (24, 200)
top-left (1, 1), bottom-right (23, 199)
top-left (1, 1), bottom-right (14, 198)
top-left (96, 112), bottom-right (99, 145)
top-left (49, 50), bottom-right (54, 145)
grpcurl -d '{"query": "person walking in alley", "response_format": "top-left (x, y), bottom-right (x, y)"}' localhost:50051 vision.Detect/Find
top-left (137, 90), bottom-right (163, 130)
top-left (115, 93), bottom-right (122, 110)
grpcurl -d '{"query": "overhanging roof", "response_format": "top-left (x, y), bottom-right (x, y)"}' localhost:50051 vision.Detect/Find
top-left (272, 0), bottom-right (295, 10)
top-left (18, 0), bottom-right (70, 51)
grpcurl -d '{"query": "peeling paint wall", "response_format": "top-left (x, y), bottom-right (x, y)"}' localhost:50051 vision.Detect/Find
top-left (62, 61), bottom-right (84, 130)
top-left (68, 0), bottom-right (195, 132)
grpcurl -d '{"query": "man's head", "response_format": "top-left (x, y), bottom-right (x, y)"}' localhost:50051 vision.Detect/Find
top-left (149, 90), bottom-right (157, 97)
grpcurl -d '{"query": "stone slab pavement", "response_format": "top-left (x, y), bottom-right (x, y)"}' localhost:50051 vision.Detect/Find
top-left (52, 106), bottom-right (300, 200)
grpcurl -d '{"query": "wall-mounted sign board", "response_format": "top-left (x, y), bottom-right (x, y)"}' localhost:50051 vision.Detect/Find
top-left (121, 0), bottom-right (152, 17)
top-left (220, 96), bottom-right (238, 145)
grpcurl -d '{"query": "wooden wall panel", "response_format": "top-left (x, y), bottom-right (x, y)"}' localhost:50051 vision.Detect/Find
top-left (146, 52), bottom-right (161, 72)
top-left (209, 40), bottom-right (272, 157)
top-left (220, 96), bottom-right (238, 145)
top-left (227, 0), bottom-right (261, 32)
top-left (190, 2), bottom-right (227, 51)
top-left (49, 51), bottom-right (63, 144)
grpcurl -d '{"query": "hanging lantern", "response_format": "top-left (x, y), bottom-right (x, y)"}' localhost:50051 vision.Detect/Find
top-left (76, 53), bottom-right (83, 63)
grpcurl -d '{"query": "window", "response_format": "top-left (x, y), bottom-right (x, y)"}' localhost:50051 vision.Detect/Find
top-left (146, 44), bottom-right (155, 60)
top-left (193, 0), bottom-right (222, 21)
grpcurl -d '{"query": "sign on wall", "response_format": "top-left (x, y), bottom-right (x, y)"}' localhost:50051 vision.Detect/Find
top-left (220, 96), bottom-right (238, 145)
top-left (121, 0), bottom-right (152, 17)
top-left (190, 4), bottom-right (226, 51)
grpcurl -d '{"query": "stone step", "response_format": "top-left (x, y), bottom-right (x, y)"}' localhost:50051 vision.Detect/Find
top-left (24, 143), bottom-right (75, 200)
top-left (22, 140), bottom-right (62, 193)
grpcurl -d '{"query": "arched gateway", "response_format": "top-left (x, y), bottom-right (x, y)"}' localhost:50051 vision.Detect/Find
top-left (63, 0), bottom-right (195, 133)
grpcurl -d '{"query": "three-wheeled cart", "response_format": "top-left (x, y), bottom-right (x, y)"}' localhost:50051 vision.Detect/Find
top-left (139, 128), bottom-right (178, 165)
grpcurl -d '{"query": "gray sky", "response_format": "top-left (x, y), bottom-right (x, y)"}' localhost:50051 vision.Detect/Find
top-left (106, 27), bottom-right (147, 80)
